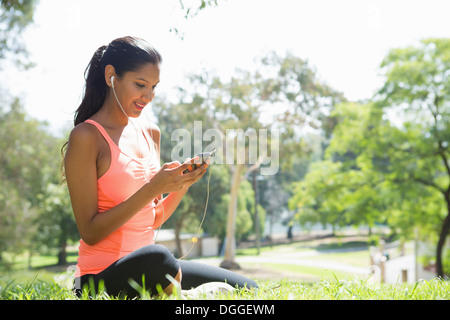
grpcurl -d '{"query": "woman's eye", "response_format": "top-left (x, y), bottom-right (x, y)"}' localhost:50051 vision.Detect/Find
top-left (136, 83), bottom-right (145, 88)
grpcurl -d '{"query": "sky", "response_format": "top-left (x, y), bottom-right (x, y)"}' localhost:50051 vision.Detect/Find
top-left (4, 0), bottom-right (450, 134)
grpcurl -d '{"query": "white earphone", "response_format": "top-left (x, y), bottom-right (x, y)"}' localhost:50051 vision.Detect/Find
top-left (110, 75), bottom-right (129, 118)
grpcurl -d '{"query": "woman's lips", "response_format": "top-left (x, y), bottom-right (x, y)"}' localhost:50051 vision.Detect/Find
top-left (134, 102), bottom-right (145, 110)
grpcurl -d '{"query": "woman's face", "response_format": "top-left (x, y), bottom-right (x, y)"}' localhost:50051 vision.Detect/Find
top-left (111, 62), bottom-right (160, 118)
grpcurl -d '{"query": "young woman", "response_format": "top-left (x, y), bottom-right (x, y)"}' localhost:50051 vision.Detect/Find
top-left (63, 36), bottom-right (257, 298)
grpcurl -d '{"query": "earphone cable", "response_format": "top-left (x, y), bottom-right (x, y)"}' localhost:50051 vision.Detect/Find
top-left (178, 165), bottom-right (212, 260)
top-left (111, 77), bottom-right (143, 159)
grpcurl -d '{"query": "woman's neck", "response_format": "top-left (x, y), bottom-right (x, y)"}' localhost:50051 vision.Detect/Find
top-left (95, 92), bottom-right (129, 128)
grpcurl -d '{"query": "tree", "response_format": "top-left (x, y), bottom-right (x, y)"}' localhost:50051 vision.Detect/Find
top-left (0, 100), bottom-right (65, 262)
top-left (36, 183), bottom-right (78, 265)
top-left (374, 38), bottom-right (450, 277)
top-left (290, 102), bottom-right (439, 237)
top-left (0, 0), bottom-right (37, 69)
top-left (290, 38), bottom-right (450, 277)
top-left (254, 51), bottom-right (346, 239)
top-left (152, 81), bottom-right (266, 256)
top-left (176, 68), bottom-right (276, 269)
top-left (170, 0), bottom-right (219, 39)
top-left (201, 52), bottom-right (344, 268)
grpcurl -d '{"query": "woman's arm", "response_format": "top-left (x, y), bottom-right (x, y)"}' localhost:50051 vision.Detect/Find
top-left (64, 123), bottom-right (157, 245)
top-left (65, 123), bottom-right (205, 246)
top-left (152, 186), bottom-right (187, 229)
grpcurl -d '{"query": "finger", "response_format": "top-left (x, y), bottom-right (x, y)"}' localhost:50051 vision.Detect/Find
top-left (192, 167), bottom-right (207, 182)
top-left (163, 161), bottom-right (181, 169)
top-left (175, 160), bottom-right (197, 174)
top-left (183, 157), bottom-right (199, 172)
top-left (163, 161), bottom-right (187, 176)
top-left (181, 163), bottom-right (204, 178)
top-left (192, 164), bottom-right (208, 177)
top-left (184, 156), bottom-right (200, 164)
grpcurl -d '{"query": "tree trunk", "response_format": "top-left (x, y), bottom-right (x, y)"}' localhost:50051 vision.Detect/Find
top-left (435, 203), bottom-right (450, 277)
top-left (253, 170), bottom-right (261, 254)
top-left (57, 238), bottom-right (67, 266)
top-left (175, 220), bottom-right (184, 258)
top-left (28, 250), bottom-right (32, 270)
top-left (220, 164), bottom-right (245, 270)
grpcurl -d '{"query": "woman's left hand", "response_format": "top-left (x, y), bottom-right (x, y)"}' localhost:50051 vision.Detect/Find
top-left (179, 156), bottom-right (209, 190)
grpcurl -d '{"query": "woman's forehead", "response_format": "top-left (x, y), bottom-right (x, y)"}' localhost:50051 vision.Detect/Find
top-left (128, 63), bottom-right (160, 83)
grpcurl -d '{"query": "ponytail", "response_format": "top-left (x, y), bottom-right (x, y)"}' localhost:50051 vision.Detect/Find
top-left (73, 45), bottom-right (108, 126)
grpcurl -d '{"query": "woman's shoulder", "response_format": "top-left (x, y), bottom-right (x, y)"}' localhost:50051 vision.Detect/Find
top-left (142, 120), bottom-right (160, 141)
top-left (68, 121), bottom-right (102, 148)
top-left (64, 122), bottom-right (103, 166)
top-left (144, 120), bottom-right (160, 134)
top-left (70, 121), bottom-right (98, 137)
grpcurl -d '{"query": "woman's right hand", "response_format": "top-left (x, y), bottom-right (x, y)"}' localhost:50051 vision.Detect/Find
top-left (148, 158), bottom-right (207, 194)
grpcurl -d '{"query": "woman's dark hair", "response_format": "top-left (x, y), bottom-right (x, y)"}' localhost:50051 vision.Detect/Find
top-left (74, 36), bottom-right (162, 126)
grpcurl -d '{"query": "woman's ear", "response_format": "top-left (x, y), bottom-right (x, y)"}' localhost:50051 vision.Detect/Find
top-left (104, 64), bottom-right (116, 87)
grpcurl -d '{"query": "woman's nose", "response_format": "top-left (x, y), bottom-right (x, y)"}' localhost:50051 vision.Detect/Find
top-left (143, 89), bottom-right (154, 103)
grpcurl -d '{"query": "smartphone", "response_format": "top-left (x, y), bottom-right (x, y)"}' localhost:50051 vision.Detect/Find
top-left (183, 148), bottom-right (216, 174)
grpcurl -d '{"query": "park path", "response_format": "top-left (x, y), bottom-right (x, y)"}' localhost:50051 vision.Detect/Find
top-left (190, 237), bottom-right (372, 281)
top-left (236, 247), bottom-right (371, 275)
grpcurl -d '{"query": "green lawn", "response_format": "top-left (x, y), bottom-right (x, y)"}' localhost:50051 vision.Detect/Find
top-left (1, 272), bottom-right (448, 300)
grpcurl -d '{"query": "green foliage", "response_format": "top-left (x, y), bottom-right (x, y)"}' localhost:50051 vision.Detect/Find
top-left (291, 100), bottom-right (446, 239)
top-left (35, 183), bottom-right (78, 259)
top-left (170, 0), bottom-right (219, 39)
top-left (0, 0), bottom-right (37, 68)
top-left (0, 100), bottom-right (73, 261)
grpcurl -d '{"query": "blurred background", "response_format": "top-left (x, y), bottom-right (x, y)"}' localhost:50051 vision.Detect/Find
top-left (1, 0), bottom-right (450, 284)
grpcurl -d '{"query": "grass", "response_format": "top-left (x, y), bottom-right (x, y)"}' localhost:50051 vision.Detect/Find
top-left (1, 273), bottom-right (448, 300)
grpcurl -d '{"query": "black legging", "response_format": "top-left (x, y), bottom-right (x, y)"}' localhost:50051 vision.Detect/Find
top-left (74, 244), bottom-right (257, 298)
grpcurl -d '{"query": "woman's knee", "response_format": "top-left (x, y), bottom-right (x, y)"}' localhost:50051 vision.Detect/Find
top-left (116, 244), bottom-right (178, 279)
top-left (135, 244), bottom-right (179, 273)
top-left (123, 245), bottom-right (180, 295)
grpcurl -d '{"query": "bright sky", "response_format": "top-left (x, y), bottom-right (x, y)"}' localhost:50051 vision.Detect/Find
top-left (4, 0), bottom-right (450, 134)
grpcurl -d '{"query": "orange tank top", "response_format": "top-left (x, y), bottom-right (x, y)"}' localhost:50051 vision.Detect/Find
top-left (75, 119), bottom-right (160, 277)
